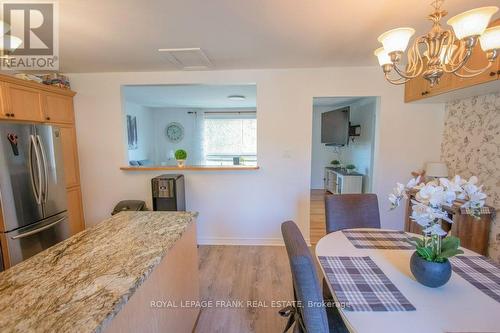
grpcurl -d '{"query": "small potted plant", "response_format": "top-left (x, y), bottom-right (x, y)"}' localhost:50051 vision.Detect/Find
top-left (389, 175), bottom-right (486, 287)
top-left (330, 160), bottom-right (341, 168)
top-left (345, 164), bottom-right (356, 174)
top-left (174, 149), bottom-right (187, 167)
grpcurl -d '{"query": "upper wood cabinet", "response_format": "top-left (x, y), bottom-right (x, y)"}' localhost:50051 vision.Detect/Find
top-left (405, 19), bottom-right (500, 103)
top-left (43, 93), bottom-right (75, 124)
top-left (0, 74), bottom-right (75, 123)
top-left (0, 83), bottom-right (44, 121)
top-left (404, 69), bottom-right (454, 102)
top-left (453, 49), bottom-right (499, 90)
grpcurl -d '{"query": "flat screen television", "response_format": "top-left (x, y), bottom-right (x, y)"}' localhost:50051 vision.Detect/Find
top-left (321, 106), bottom-right (350, 146)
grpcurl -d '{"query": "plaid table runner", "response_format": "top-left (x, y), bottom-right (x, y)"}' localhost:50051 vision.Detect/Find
top-left (342, 229), bottom-right (415, 250)
top-left (318, 256), bottom-right (416, 311)
top-left (450, 256), bottom-right (500, 303)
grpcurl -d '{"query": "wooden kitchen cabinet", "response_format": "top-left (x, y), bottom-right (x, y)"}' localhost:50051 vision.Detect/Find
top-left (453, 44), bottom-right (500, 90)
top-left (60, 126), bottom-right (81, 188)
top-left (453, 19), bottom-right (500, 90)
top-left (43, 93), bottom-right (75, 124)
top-left (67, 186), bottom-right (85, 235)
top-left (404, 69), bottom-right (454, 102)
top-left (0, 83), bottom-right (8, 120)
top-left (59, 125), bottom-right (86, 235)
top-left (0, 74), bottom-right (85, 236)
top-left (405, 19), bottom-right (500, 102)
top-left (0, 83), bottom-right (43, 121)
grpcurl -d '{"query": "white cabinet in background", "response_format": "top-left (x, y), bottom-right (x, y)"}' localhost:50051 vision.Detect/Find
top-left (324, 167), bottom-right (363, 194)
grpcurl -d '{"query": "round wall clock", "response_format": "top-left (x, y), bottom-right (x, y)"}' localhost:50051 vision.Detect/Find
top-left (165, 122), bottom-right (184, 143)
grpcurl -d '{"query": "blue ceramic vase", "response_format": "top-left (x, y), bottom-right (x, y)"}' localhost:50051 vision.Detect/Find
top-left (410, 251), bottom-right (452, 288)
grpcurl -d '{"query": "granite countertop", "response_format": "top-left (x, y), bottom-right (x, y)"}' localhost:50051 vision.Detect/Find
top-left (325, 167), bottom-right (363, 176)
top-left (0, 211), bottom-right (197, 333)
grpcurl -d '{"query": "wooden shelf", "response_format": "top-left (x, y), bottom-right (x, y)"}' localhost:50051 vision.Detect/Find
top-left (120, 165), bottom-right (260, 171)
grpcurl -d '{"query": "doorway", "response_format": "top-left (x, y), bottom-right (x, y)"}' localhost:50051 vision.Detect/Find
top-left (309, 96), bottom-right (377, 244)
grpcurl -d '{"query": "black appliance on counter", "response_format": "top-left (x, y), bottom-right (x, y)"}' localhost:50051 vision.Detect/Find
top-left (151, 174), bottom-right (186, 211)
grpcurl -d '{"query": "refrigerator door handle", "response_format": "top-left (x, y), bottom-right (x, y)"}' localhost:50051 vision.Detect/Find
top-left (29, 135), bottom-right (42, 205)
top-left (10, 216), bottom-right (67, 239)
top-left (36, 135), bottom-right (49, 203)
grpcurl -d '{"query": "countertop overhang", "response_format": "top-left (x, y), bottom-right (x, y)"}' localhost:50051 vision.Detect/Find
top-left (0, 211), bottom-right (197, 333)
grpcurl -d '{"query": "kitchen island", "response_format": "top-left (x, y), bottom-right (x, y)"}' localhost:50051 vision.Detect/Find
top-left (0, 211), bottom-right (199, 333)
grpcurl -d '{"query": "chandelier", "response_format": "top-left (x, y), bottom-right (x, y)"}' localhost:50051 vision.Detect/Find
top-left (374, 0), bottom-right (500, 86)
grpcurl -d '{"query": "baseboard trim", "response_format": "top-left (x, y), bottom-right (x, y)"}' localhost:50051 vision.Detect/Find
top-left (197, 237), bottom-right (311, 246)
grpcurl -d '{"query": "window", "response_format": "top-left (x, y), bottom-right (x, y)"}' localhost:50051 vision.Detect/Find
top-left (203, 112), bottom-right (257, 165)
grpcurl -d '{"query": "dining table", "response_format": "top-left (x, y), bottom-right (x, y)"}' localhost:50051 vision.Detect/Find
top-left (315, 228), bottom-right (500, 333)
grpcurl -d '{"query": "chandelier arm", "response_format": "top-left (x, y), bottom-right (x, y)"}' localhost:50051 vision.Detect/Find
top-left (406, 37), bottom-right (426, 75)
top-left (442, 47), bottom-right (473, 74)
top-left (384, 73), bottom-right (410, 85)
top-left (446, 39), bottom-right (467, 68)
top-left (440, 30), bottom-right (461, 67)
top-left (393, 63), bottom-right (422, 80)
top-left (452, 62), bottom-right (492, 78)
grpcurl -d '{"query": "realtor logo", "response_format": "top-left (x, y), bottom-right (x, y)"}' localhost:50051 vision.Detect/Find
top-left (1, 1), bottom-right (59, 70)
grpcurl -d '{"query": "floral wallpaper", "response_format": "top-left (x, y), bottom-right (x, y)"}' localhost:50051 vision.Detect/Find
top-left (441, 92), bottom-right (500, 262)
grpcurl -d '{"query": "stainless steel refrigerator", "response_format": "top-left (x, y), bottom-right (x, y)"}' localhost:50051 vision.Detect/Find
top-left (0, 122), bottom-right (70, 271)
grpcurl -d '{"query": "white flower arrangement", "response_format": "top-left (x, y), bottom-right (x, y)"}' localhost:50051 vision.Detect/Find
top-left (389, 175), bottom-right (487, 237)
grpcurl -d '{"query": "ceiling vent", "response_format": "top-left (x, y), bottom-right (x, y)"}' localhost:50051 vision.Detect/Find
top-left (158, 48), bottom-right (213, 70)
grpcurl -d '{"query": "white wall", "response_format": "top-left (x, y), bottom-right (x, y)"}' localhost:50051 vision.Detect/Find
top-left (343, 98), bottom-right (376, 193)
top-left (69, 67), bottom-right (445, 245)
top-left (150, 108), bottom-right (197, 165)
top-left (310, 98), bottom-right (376, 192)
top-left (124, 102), bottom-right (154, 162)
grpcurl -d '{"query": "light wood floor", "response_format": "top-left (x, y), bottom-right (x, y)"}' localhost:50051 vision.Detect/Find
top-left (310, 189), bottom-right (327, 245)
top-left (194, 246), bottom-right (293, 333)
top-left (193, 191), bottom-right (328, 332)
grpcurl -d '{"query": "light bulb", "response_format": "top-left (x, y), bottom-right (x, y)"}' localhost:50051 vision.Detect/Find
top-left (479, 26), bottom-right (500, 51)
top-left (0, 20), bottom-right (10, 36)
top-left (0, 35), bottom-right (22, 51)
top-left (377, 27), bottom-right (415, 54)
top-left (374, 47), bottom-right (392, 66)
top-left (447, 6), bottom-right (498, 40)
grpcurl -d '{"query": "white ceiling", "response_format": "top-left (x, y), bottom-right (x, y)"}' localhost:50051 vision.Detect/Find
top-left (59, 0), bottom-right (499, 73)
top-left (122, 84), bottom-right (257, 108)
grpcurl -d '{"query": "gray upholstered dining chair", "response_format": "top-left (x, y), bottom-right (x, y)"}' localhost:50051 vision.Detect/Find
top-left (280, 221), bottom-right (348, 333)
top-left (324, 193), bottom-right (381, 234)
top-left (322, 194), bottom-right (382, 301)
